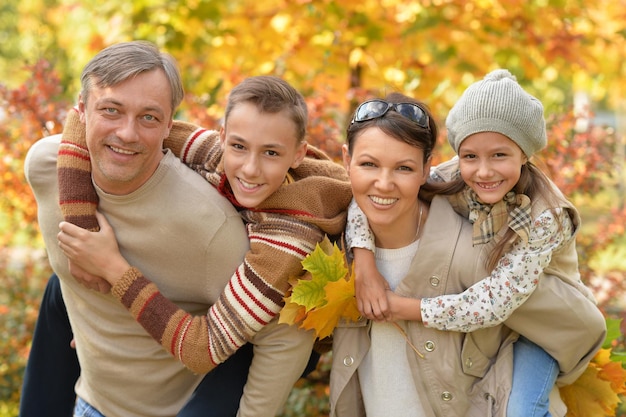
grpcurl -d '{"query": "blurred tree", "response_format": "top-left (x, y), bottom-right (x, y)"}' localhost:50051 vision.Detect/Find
top-left (2, 0), bottom-right (626, 122)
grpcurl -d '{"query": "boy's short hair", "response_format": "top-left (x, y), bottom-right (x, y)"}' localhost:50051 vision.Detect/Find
top-left (224, 76), bottom-right (308, 143)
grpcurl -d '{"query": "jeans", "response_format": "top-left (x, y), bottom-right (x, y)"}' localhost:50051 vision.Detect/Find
top-left (19, 273), bottom-right (80, 417)
top-left (74, 397), bottom-right (105, 417)
top-left (507, 336), bottom-right (559, 417)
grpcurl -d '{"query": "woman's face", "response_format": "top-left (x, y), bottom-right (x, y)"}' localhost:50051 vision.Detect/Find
top-left (458, 132), bottom-right (527, 204)
top-left (343, 126), bottom-right (430, 247)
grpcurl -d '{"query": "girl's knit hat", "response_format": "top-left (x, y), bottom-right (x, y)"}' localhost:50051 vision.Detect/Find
top-left (446, 69), bottom-right (547, 158)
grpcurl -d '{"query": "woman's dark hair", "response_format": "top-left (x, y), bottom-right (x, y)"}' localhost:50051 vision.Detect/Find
top-left (346, 92), bottom-right (438, 163)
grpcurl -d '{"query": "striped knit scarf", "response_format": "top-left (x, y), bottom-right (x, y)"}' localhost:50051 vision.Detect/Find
top-left (460, 188), bottom-right (532, 245)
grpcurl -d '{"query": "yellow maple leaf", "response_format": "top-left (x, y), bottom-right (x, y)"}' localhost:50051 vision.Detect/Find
top-left (278, 235), bottom-right (360, 338)
top-left (300, 237), bottom-right (348, 285)
top-left (300, 267), bottom-right (360, 339)
top-left (560, 364), bottom-right (620, 417)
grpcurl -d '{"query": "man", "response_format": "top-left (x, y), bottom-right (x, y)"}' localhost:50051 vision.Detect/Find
top-left (23, 41), bottom-right (253, 417)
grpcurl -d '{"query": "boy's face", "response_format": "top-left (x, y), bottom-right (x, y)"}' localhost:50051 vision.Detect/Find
top-left (458, 132), bottom-right (527, 204)
top-left (220, 101), bottom-right (307, 208)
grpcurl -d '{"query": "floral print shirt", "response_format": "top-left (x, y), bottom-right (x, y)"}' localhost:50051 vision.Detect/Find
top-left (345, 198), bottom-right (575, 332)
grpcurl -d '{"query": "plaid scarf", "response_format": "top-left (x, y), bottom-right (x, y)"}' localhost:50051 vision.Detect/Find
top-left (462, 188), bottom-right (532, 245)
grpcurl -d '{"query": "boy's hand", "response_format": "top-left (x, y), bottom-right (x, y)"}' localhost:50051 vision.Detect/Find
top-left (353, 248), bottom-right (390, 321)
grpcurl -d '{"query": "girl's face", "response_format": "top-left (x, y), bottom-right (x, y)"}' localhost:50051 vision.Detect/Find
top-left (343, 127), bottom-right (430, 248)
top-left (458, 132), bottom-right (528, 204)
top-left (220, 102), bottom-right (307, 208)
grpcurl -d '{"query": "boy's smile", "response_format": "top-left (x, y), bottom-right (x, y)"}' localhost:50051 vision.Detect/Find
top-left (220, 102), bottom-right (307, 208)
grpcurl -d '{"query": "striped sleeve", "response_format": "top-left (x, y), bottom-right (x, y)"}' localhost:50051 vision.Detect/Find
top-left (57, 108), bottom-right (100, 231)
top-left (111, 213), bottom-right (324, 374)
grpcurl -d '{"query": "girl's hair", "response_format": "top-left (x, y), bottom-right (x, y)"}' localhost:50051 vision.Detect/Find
top-left (81, 41), bottom-right (184, 115)
top-left (346, 92), bottom-right (438, 161)
top-left (429, 160), bottom-right (567, 270)
top-left (224, 76), bottom-right (308, 143)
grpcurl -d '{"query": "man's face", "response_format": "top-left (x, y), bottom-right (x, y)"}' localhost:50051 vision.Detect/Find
top-left (79, 69), bottom-right (173, 195)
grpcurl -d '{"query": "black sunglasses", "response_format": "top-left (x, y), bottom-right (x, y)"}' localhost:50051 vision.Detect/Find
top-left (351, 99), bottom-right (430, 130)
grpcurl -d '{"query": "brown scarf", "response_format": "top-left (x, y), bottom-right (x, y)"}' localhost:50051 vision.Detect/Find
top-left (452, 188), bottom-right (532, 246)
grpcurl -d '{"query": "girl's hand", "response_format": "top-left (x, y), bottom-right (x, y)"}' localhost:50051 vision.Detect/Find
top-left (58, 211), bottom-right (130, 285)
top-left (385, 291), bottom-right (422, 322)
top-left (353, 248), bottom-right (390, 321)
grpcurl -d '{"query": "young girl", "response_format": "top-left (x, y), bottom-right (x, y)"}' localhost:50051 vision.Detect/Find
top-left (347, 70), bottom-right (606, 416)
top-left (57, 76), bottom-right (352, 416)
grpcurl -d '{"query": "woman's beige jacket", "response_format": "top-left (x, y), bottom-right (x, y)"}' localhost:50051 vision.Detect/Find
top-left (330, 195), bottom-right (604, 417)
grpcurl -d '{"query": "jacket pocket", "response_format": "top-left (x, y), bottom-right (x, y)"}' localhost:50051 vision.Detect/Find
top-left (461, 333), bottom-right (493, 378)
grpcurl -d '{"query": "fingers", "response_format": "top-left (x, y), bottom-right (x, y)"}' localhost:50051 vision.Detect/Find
top-left (359, 297), bottom-right (390, 321)
top-left (94, 211), bottom-right (109, 231)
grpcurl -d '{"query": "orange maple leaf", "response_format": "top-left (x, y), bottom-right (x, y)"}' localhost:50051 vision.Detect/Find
top-left (300, 268), bottom-right (360, 339)
top-left (279, 295), bottom-right (308, 326)
top-left (560, 364), bottom-right (619, 417)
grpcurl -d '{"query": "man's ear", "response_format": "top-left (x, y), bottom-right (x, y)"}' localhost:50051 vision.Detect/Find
top-left (77, 96), bottom-right (87, 123)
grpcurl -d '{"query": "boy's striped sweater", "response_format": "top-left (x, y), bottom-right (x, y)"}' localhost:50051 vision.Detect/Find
top-left (57, 109), bottom-right (351, 373)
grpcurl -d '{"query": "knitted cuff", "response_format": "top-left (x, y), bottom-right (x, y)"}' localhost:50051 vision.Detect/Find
top-left (57, 108), bottom-right (100, 231)
top-left (111, 266), bottom-right (142, 302)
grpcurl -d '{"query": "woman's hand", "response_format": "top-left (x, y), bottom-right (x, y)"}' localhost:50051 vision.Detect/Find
top-left (58, 211), bottom-right (131, 286)
top-left (353, 248), bottom-right (390, 321)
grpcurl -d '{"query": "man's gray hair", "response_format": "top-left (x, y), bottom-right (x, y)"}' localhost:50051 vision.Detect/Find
top-left (80, 40), bottom-right (184, 114)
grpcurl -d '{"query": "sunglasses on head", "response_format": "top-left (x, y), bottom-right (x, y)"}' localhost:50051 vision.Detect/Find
top-left (351, 99), bottom-right (430, 130)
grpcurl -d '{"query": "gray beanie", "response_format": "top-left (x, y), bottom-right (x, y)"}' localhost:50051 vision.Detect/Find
top-left (446, 69), bottom-right (547, 158)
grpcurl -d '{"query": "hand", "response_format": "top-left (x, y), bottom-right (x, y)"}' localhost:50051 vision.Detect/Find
top-left (385, 291), bottom-right (422, 322)
top-left (353, 248), bottom-right (390, 321)
top-left (58, 211), bottom-right (130, 285)
top-left (67, 259), bottom-right (112, 293)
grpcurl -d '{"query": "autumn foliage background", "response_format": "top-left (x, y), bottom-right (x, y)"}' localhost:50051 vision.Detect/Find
top-left (1, 1), bottom-right (626, 416)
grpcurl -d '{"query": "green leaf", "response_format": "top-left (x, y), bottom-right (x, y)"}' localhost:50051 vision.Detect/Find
top-left (603, 318), bottom-right (623, 349)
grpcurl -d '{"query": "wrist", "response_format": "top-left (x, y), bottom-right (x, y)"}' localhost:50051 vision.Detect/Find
top-left (105, 260), bottom-right (132, 285)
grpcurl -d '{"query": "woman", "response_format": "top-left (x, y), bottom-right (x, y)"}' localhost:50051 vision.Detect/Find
top-left (330, 93), bottom-right (517, 417)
